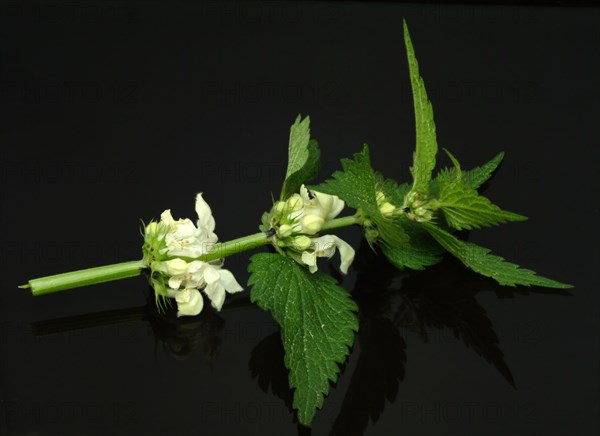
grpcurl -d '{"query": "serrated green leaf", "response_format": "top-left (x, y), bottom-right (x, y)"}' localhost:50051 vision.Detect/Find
top-left (404, 20), bottom-right (438, 195)
top-left (422, 223), bottom-right (572, 288)
top-left (248, 253), bottom-right (359, 426)
top-left (281, 115), bottom-right (320, 200)
top-left (437, 180), bottom-right (527, 230)
top-left (380, 227), bottom-right (444, 270)
top-left (282, 139), bottom-right (320, 200)
top-left (433, 152), bottom-right (504, 191)
top-left (285, 114), bottom-right (311, 178)
top-left (462, 152), bottom-right (504, 190)
top-left (312, 145), bottom-right (408, 248)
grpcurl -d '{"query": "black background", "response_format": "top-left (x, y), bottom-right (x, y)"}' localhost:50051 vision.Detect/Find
top-left (1, 1), bottom-right (599, 435)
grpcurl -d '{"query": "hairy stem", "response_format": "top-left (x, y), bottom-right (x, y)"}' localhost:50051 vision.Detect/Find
top-left (21, 260), bottom-right (146, 296)
top-left (21, 215), bottom-right (360, 296)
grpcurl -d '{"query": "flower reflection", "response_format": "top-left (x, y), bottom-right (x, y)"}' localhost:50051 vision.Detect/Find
top-left (31, 294), bottom-right (227, 361)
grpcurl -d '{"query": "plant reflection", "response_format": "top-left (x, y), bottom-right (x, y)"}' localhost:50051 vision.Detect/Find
top-left (31, 295), bottom-right (230, 360)
top-left (31, 241), bottom-right (571, 435)
top-left (250, 240), bottom-right (571, 436)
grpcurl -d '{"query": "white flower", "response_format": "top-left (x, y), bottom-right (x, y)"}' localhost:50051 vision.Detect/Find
top-left (274, 185), bottom-right (345, 236)
top-left (159, 193), bottom-right (218, 258)
top-left (201, 266), bottom-right (244, 311)
top-left (148, 193), bottom-right (244, 317)
top-left (297, 185), bottom-right (344, 234)
top-left (299, 185), bottom-right (345, 221)
top-left (300, 234), bottom-right (355, 274)
top-left (159, 259), bottom-right (244, 315)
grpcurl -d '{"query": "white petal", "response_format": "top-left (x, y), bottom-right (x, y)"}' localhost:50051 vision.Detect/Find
top-left (160, 209), bottom-right (175, 227)
top-left (164, 258), bottom-right (188, 276)
top-left (299, 185), bottom-right (311, 203)
top-left (175, 288), bottom-right (204, 317)
top-left (186, 261), bottom-right (205, 273)
top-left (314, 191), bottom-right (333, 216)
top-left (168, 276), bottom-right (183, 289)
top-left (203, 265), bottom-right (221, 284)
top-left (188, 261), bottom-right (208, 287)
top-left (327, 196), bottom-right (345, 220)
top-left (219, 269), bottom-right (244, 294)
top-left (304, 204), bottom-right (326, 220)
top-left (301, 250), bottom-right (318, 273)
top-left (331, 235), bottom-right (355, 274)
top-left (204, 282), bottom-right (226, 311)
top-left (195, 193), bottom-right (216, 233)
top-left (172, 219), bottom-right (198, 238)
top-left (311, 235), bottom-right (337, 258)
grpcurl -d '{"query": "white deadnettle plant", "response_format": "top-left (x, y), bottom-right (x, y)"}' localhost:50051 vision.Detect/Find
top-left (145, 193), bottom-right (243, 317)
top-left (21, 25), bottom-right (574, 429)
top-left (271, 184), bottom-right (355, 274)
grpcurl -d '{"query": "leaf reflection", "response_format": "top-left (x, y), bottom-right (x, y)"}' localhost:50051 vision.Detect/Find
top-left (250, 239), bottom-right (571, 435)
top-left (30, 242), bottom-right (571, 435)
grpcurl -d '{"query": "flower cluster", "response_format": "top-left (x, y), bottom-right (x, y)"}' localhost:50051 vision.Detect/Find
top-left (270, 185), bottom-right (355, 274)
top-left (401, 191), bottom-right (434, 222)
top-left (143, 194), bottom-right (243, 317)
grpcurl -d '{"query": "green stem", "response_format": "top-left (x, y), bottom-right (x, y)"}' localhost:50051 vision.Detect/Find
top-left (21, 260), bottom-right (146, 296)
top-left (321, 214), bottom-right (360, 231)
top-left (22, 215), bottom-right (360, 297)
top-left (196, 232), bottom-right (271, 263)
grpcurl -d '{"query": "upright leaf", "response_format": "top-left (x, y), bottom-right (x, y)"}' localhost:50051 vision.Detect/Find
top-left (281, 115), bottom-right (321, 199)
top-left (422, 223), bottom-right (572, 288)
top-left (404, 20), bottom-right (438, 195)
top-left (285, 114), bottom-right (311, 178)
top-left (248, 253), bottom-right (359, 426)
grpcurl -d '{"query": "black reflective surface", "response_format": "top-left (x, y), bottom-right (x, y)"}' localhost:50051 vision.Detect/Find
top-left (2, 2), bottom-right (599, 435)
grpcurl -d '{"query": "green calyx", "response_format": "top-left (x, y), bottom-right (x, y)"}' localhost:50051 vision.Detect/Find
top-left (141, 221), bottom-right (173, 307)
top-left (142, 221), bottom-right (168, 266)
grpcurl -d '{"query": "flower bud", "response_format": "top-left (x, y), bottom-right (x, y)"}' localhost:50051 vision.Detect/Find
top-left (292, 235), bottom-right (312, 251)
top-left (301, 215), bottom-right (325, 235)
top-left (379, 202), bottom-right (396, 218)
top-left (376, 191), bottom-right (386, 205)
top-left (286, 194), bottom-right (303, 212)
top-left (278, 224), bottom-right (293, 238)
top-left (406, 191), bottom-right (419, 205)
top-left (145, 222), bottom-right (158, 236)
top-left (415, 207), bottom-right (428, 217)
top-left (275, 201), bottom-right (286, 214)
